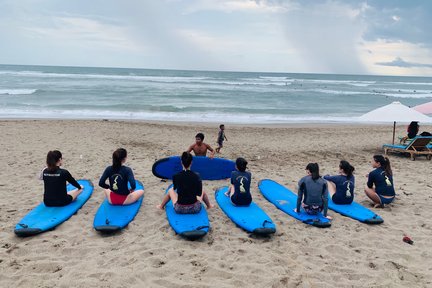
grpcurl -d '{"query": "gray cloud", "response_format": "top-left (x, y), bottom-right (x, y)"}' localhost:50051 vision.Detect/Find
top-left (376, 57), bottom-right (432, 68)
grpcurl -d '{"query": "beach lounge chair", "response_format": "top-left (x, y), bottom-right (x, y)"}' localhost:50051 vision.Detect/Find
top-left (383, 136), bottom-right (432, 160)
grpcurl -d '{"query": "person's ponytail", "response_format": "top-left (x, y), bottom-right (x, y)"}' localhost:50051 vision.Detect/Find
top-left (340, 160), bottom-right (355, 178)
top-left (384, 157), bottom-right (392, 176)
top-left (306, 163), bottom-right (320, 181)
top-left (112, 148), bottom-right (127, 171)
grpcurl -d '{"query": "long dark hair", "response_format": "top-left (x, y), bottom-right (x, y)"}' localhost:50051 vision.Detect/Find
top-left (340, 160), bottom-right (355, 178)
top-left (407, 121), bottom-right (419, 135)
top-left (46, 150), bottom-right (62, 171)
top-left (306, 163), bottom-right (320, 180)
top-left (112, 148), bottom-right (127, 170)
top-left (373, 155), bottom-right (392, 176)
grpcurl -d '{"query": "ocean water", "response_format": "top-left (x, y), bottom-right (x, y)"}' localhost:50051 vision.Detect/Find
top-left (1, 64), bottom-right (431, 123)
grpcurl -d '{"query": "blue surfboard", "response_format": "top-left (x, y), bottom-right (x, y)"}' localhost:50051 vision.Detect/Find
top-left (215, 187), bottom-right (276, 235)
top-left (328, 198), bottom-right (383, 224)
top-left (152, 156), bottom-right (235, 180)
top-left (164, 184), bottom-right (209, 240)
top-left (14, 179), bottom-right (94, 237)
top-left (258, 179), bottom-right (331, 228)
top-left (93, 180), bottom-right (144, 233)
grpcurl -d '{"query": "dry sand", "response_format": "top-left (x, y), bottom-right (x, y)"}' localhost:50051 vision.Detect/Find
top-left (0, 120), bottom-right (431, 288)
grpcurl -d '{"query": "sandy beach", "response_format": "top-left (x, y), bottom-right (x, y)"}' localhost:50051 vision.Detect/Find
top-left (0, 120), bottom-right (431, 288)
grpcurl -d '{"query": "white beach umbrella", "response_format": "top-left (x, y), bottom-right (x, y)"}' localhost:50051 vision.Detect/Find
top-left (413, 101), bottom-right (432, 115)
top-left (359, 101), bottom-right (432, 144)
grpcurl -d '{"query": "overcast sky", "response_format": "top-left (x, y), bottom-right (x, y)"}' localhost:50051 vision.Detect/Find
top-left (1, 0), bottom-right (431, 76)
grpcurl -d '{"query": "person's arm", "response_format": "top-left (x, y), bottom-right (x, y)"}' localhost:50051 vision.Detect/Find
top-left (98, 168), bottom-right (110, 189)
top-left (187, 144), bottom-right (194, 153)
top-left (224, 133), bottom-right (228, 141)
top-left (366, 171), bottom-right (374, 189)
top-left (65, 170), bottom-right (82, 190)
top-left (296, 182), bottom-right (304, 213)
top-left (38, 167), bottom-right (46, 180)
top-left (323, 175), bottom-right (337, 182)
top-left (322, 183), bottom-right (328, 217)
top-left (127, 167), bottom-right (136, 191)
top-left (206, 144), bottom-right (215, 158)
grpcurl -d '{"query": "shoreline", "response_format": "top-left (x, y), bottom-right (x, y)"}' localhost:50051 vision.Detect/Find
top-left (2, 118), bottom-right (431, 129)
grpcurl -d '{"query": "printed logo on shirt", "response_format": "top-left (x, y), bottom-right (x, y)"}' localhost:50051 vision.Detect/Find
top-left (236, 176), bottom-right (249, 193)
top-left (44, 173), bottom-right (60, 177)
top-left (111, 174), bottom-right (123, 191)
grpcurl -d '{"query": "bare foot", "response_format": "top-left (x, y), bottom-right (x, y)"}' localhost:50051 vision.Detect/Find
top-left (156, 204), bottom-right (164, 210)
top-left (373, 204), bottom-right (384, 208)
top-left (207, 204), bottom-right (215, 209)
top-left (325, 215), bottom-right (333, 220)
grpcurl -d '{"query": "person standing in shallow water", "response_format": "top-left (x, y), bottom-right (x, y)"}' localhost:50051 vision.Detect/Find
top-left (364, 155), bottom-right (395, 208)
top-left (99, 148), bottom-right (144, 205)
top-left (187, 132), bottom-right (215, 158)
top-left (40, 150), bottom-right (83, 207)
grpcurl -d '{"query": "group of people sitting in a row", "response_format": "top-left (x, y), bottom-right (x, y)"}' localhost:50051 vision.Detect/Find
top-left (40, 145), bottom-right (395, 219)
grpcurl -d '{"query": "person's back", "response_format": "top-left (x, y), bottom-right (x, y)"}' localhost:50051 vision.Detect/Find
top-left (298, 175), bottom-right (327, 207)
top-left (43, 167), bottom-right (76, 206)
top-left (324, 174), bottom-right (355, 204)
top-left (368, 167), bottom-right (394, 197)
top-left (296, 163), bottom-right (329, 218)
top-left (231, 170), bottom-right (252, 205)
top-left (42, 150), bottom-right (82, 207)
top-left (173, 170), bottom-right (202, 205)
top-left (98, 148), bottom-right (143, 206)
top-left (99, 165), bottom-right (135, 196)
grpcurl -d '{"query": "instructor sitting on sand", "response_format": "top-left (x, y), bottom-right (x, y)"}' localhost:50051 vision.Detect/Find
top-left (98, 148), bottom-right (144, 205)
top-left (187, 133), bottom-right (215, 158)
top-left (157, 152), bottom-right (213, 213)
top-left (40, 150), bottom-right (83, 207)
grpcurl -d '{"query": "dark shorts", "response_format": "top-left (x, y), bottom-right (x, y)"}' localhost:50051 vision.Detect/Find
top-left (174, 201), bottom-right (202, 214)
top-left (217, 141), bottom-right (223, 147)
top-left (332, 193), bottom-right (353, 205)
top-left (110, 191), bottom-right (129, 205)
top-left (303, 204), bottom-right (322, 215)
top-left (44, 194), bottom-right (73, 207)
top-left (378, 194), bottom-right (395, 205)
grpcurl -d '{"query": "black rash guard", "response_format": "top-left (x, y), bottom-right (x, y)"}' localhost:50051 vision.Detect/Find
top-left (43, 167), bottom-right (81, 206)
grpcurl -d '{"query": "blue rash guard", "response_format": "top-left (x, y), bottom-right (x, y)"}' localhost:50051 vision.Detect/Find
top-left (99, 166), bottom-right (136, 196)
top-left (367, 167), bottom-right (395, 197)
top-left (230, 171), bottom-right (252, 206)
top-left (323, 174), bottom-right (355, 205)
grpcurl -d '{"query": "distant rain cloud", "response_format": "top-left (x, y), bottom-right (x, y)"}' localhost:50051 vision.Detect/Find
top-left (376, 57), bottom-right (432, 68)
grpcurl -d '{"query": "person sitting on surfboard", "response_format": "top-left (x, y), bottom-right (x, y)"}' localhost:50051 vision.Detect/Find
top-left (98, 148), bottom-right (144, 205)
top-left (225, 157), bottom-right (252, 206)
top-left (40, 150), bottom-right (83, 207)
top-left (323, 160), bottom-right (355, 205)
top-left (364, 155), bottom-right (395, 208)
top-left (295, 163), bottom-right (331, 219)
top-left (187, 133), bottom-right (215, 158)
top-left (157, 151), bottom-right (213, 213)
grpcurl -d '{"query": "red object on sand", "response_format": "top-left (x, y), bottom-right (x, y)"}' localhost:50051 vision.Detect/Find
top-left (403, 236), bottom-right (413, 245)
